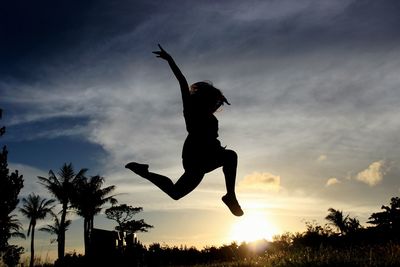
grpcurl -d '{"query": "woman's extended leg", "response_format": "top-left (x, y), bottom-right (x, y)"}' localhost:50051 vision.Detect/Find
top-left (125, 162), bottom-right (204, 200)
top-left (216, 149), bottom-right (244, 216)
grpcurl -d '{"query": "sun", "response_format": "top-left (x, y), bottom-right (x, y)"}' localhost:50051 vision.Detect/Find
top-left (230, 211), bottom-right (279, 243)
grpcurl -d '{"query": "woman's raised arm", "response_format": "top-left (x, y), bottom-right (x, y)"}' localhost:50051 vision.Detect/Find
top-left (153, 44), bottom-right (190, 108)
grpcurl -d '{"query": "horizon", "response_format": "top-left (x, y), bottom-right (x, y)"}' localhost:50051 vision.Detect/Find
top-left (2, 0), bottom-right (400, 262)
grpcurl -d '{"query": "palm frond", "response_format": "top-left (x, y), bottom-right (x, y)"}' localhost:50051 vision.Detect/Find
top-left (71, 175), bottom-right (116, 219)
top-left (39, 210), bottom-right (72, 236)
top-left (11, 231), bottom-right (26, 239)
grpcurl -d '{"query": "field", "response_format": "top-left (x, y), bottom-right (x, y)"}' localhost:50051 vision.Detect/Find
top-left (12, 241), bottom-right (398, 267)
top-left (193, 243), bottom-right (400, 267)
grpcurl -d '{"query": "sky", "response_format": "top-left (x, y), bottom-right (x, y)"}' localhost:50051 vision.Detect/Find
top-left (1, 0), bottom-right (400, 260)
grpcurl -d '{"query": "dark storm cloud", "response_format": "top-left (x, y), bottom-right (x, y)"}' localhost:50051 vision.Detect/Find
top-left (3, 0), bottom-right (400, 80)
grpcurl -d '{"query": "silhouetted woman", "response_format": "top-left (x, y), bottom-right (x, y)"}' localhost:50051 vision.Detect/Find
top-left (126, 45), bottom-right (243, 216)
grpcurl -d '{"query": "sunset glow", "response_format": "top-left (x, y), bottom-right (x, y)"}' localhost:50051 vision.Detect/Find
top-left (230, 211), bottom-right (279, 243)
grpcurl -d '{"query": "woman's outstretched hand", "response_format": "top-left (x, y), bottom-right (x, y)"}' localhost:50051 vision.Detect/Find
top-left (152, 44), bottom-right (172, 61)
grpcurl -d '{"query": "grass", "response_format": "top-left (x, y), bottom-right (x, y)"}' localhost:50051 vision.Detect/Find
top-left (193, 243), bottom-right (400, 267)
top-left (7, 242), bottom-right (400, 266)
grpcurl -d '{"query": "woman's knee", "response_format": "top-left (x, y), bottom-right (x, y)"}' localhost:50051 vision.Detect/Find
top-left (170, 172), bottom-right (204, 200)
top-left (170, 190), bottom-right (185, 200)
top-left (224, 149), bottom-right (238, 164)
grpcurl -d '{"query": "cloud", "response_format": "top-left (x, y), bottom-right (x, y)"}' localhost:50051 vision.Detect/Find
top-left (356, 160), bottom-right (385, 187)
top-left (325, 177), bottom-right (341, 187)
top-left (239, 172), bottom-right (281, 192)
top-left (1, 0), bottom-right (400, 212)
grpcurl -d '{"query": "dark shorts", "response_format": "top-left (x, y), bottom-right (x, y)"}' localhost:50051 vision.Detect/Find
top-left (182, 136), bottom-right (226, 172)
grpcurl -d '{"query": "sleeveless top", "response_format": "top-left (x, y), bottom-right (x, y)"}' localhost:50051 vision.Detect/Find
top-left (181, 103), bottom-right (223, 163)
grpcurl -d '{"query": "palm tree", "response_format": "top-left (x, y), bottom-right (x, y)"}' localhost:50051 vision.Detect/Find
top-left (37, 163), bottom-right (87, 260)
top-left (325, 208), bottom-right (348, 235)
top-left (20, 193), bottom-right (55, 267)
top-left (39, 211), bottom-right (72, 244)
top-left (70, 175), bottom-right (117, 255)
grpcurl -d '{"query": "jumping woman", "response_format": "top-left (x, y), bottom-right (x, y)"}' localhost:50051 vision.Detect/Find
top-left (126, 45), bottom-right (243, 216)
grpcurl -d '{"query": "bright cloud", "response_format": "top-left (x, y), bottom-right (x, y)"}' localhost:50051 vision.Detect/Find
top-left (356, 160), bottom-right (385, 187)
top-left (325, 177), bottom-right (340, 187)
top-left (317, 155), bottom-right (327, 162)
top-left (239, 172), bottom-right (281, 192)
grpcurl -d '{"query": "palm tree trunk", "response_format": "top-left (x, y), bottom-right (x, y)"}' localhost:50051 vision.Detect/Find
top-left (83, 217), bottom-right (89, 256)
top-left (84, 216), bottom-right (94, 256)
top-left (58, 203), bottom-right (67, 260)
top-left (89, 216), bottom-right (94, 235)
top-left (89, 217), bottom-right (94, 254)
top-left (30, 224), bottom-right (35, 267)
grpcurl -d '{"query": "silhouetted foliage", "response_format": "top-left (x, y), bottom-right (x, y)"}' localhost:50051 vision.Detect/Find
top-left (1, 245), bottom-right (24, 267)
top-left (54, 252), bottom-right (87, 267)
top-left (20, 193), bottom-right (55, 267)
top-left (105, 204), bottom-right (153, 236)
top-left (0, 109), bottom-right (25, 265)
top-left (292, 220), bottom-right (333, 248)
top-left (325, 208), bottom-right (348, 235)
top-left (368, 196), bottom-right (400, 238)
top-left (325, 207), bottom-right (361, 235)
top-left (117, 219), bottom-right (153, 234)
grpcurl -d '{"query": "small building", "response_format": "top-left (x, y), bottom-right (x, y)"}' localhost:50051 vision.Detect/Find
top-left (91, 228), bottom-right (138, 254)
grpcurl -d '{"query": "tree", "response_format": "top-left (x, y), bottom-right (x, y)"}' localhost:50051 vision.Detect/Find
top-left (292, 220), bottom-right (332, 248)
top-left (105, 204), bottom-right (153, 245)
top-left (0, 155), bottom-right (24, 246)
top-left (325, 208), bottom-right (361, 235)
top-left (118, 219), bottom-right (153, 235)
top-left (2, 245), bottom-right (24, 267)
top-left (20, 193), bottom-right (55, 267)
top-left (70, 175), bottom-right (117, 255)
top-left (39, 211), bottom-right (72, 244)
top-left (38, 163), bottom-right (87, 261)
top-left (368, 196), bottom-right (400, 235)
top-left (0, 108), bottom-right (25, 264)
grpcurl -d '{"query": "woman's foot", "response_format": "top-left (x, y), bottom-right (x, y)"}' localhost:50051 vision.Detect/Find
top-left (222, 194), bottom-right (244, 217)
top-left (125, 162), bottom-right (149, 177)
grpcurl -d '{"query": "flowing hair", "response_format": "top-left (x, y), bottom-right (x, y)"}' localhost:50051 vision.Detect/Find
top-left (190, 81), bottom-right (230, 112)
